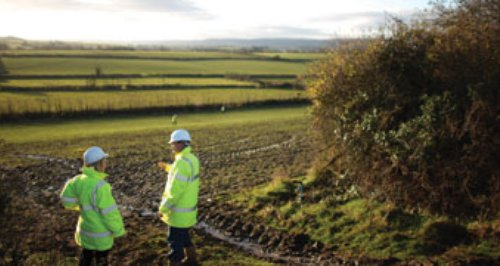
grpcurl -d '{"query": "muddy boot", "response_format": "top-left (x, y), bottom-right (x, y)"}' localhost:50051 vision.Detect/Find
top-left (182, 246), bottom-right (198, 266)
top-left (158, 255), bottom-right (182, 266)
top-left (158, 257), bottom-right (182, 266)
top-left (157, 254), bottom-right (169, 266)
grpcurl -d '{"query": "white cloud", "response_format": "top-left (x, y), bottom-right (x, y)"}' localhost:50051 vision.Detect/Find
top-left (3, 0), bottom-right (209, 16)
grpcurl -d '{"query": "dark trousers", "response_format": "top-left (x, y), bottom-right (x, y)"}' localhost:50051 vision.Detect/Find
top-left (79, 248), bottom-right (110, 266)
top-left (167, 226), bottom-right (193, 262)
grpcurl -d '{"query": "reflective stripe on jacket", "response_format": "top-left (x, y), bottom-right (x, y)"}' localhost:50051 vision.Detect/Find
top-left (60, 167), bottom-right (125, 251)
top-left (159, 146), bottom-right (200, 228)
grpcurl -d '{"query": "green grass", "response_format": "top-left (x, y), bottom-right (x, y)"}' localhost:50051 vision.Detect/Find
top-left (232, 173), bottom-right (500, 262)
top-left (1, 50), bottom-right (327, 62)
top-left (0, 78), bottom-right (255, 88)
top-left (3, 57), bottom-right (307, 75)
top-left (0, 105), bottom-right (309, 143)
top-left (0, 88), bottom-right (307, 116)
top-left (1, 50), bottom-right (261, 59)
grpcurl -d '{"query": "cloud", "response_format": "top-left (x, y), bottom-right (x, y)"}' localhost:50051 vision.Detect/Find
top-left (312, 10), bottom-right (417, 26)
top-left (7, 0), bottom-right (211, 18)
top-left (120, 0), bottom-right (213, 19)
top-left (314, 11), bottom-right (385, 24)
top-left (121, 0), bottom-right (199, 13)
top-left (10, 0), bottom-right (88, 10)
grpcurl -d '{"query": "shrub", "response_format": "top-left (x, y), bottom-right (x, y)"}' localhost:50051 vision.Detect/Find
top-left (307, 0), bottom-right (499, 218)
top-left (0, 57), bottom-right (8, 76)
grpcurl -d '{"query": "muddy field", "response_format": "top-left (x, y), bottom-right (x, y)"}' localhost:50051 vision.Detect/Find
top-left (1, 118), bottom-right (345, 265)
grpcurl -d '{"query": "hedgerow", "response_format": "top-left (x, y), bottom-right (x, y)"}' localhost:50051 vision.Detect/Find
top-left (308, 0), bottom-right (499, 218)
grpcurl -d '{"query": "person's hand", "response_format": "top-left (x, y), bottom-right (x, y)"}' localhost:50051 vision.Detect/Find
top-left (113, 229), bottom-right (127, 239)
top-left (158, 161), bottom-right (167, 170)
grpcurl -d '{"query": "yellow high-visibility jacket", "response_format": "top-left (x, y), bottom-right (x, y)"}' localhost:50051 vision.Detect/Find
top-left (60, 167), bottom-right (125, 251)
top-left (159, 146), bottom-right (200, 228)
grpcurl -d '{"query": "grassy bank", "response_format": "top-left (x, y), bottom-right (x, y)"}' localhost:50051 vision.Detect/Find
top-left (231, 174), bottom-right (500, 263)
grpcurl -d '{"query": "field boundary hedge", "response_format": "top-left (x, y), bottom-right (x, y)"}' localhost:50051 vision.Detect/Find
top-left (1, 73), bottom-right (298, 80)
top-left (0, 84), bottom-right (260, 92)
top-left (0, 98), bottom-right (310, 122)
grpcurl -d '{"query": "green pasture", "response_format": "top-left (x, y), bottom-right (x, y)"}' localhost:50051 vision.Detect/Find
top-left (0, 50), bottom-right (260, 59)
top-left (0, 105), bottom-right (309, 143)
top-left (0, 88), bottom-right (306, 116)
top-left (0, 77), bottom-right (255, 88)
top-left (3, 58), bottom-right (307, 75)
top-left (0, 50), bottom-right (328, 61)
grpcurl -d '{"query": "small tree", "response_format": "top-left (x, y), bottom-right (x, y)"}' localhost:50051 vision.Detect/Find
top-left (95, 66), bottom-right (102, 77)
top-left (0, 57), bottom-right (8, 82)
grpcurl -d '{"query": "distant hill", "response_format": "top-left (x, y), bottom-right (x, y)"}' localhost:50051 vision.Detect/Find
top-left (0, 36), bottom-right (25, 42)
top-left (0, 36), bottom-right (26, 49)
top-left (0, 36), bottom-right (366, 51)
top-left (0, 36), bottom-right (107, 50)
top-left (135, 38), bottom-right (337, 50)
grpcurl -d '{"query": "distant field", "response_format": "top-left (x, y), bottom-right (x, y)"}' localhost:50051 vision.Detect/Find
top-left (0, 50), bottom-right (310, 120)
top-left (3, 57), bottom-right (307, 75)
top-left (0, 77), bottom-right (255, 88)
top-left (0, 50), bottom-right (260, 59)
top-left (0, 50), bottom-right (326, 61)
top-left (0, 88), bottom-right (306, 117)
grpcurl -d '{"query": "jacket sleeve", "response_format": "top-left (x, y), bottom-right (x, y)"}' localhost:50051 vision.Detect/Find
top-left (159, 160), bottom-right (190, 213)
top-left (60, 178), bottom-right (80, 211)
top-left (96, 183), bottom-right (126, 238)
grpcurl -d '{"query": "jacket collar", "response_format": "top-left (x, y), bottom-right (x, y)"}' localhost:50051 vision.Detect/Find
top-left (82, 166), bottom-right (108, 180)
top-left (175, 146), bottom-right (192, 160)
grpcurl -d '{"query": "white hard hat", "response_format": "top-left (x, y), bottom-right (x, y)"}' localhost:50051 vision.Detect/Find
top-left (169, 129), bottom-right (191, 143)
top-left (83, 146), bottom-right (109, 165)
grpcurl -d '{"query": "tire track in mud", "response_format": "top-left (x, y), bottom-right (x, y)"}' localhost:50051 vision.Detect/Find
top-left (196, 200), bottom-right (335, 265)
top-left (207, 136), bottom-right (296, 161)
top-left (201, 133), bottom-right (312, 198)
top-left (196, 222), bottom-right (321, 265)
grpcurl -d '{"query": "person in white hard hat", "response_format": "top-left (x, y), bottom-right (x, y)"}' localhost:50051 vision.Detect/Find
top-left (60, 146), bottom-right (125, 266)
top-left (157, 129), bottom-right (200, 266)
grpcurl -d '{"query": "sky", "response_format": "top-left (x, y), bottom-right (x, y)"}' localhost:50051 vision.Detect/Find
top-left (0, 0), bottom-right (432, 42)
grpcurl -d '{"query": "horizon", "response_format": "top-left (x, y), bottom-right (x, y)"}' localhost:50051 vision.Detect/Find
top-left (0, 35), bottom-right (358, 43)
